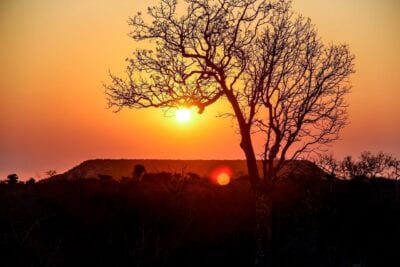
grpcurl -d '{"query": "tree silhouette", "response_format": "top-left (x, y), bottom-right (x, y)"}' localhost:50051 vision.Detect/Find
top-left (317, 153), bottom-right (340, 179)
top-left (358, 151), bottom-right (395, 179)
top-left (26, 177), bottom-right (36, 185)
top-left (318, 152), bottom-right (399, 180)
top-left (133, 164), bottom-right (146, 180)
top-left (44, 169), bottom-right (57, 178)
top-left (7, 173), bottom-right (19, 185)
top-left (105, 0), bottom-right (354, 265)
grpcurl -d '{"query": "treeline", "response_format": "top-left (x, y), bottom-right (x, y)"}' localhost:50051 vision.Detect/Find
top-left (0, 175), bottom-right (254, 266)
top-left (0, 173), bottom-right (36, 185)
top-left (1, 152), bottom-right (400, 266)
top-left (1, 167), bottom-right (400, 266)
top-left (317, 151), bottom-right (399, 180)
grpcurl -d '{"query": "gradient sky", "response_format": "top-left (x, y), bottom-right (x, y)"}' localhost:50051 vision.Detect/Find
top-left (1, 0), bottom-right (399, 179)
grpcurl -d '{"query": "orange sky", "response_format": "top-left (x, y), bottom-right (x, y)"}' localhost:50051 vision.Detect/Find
top-left (1, 0), bottom-right (399, 179)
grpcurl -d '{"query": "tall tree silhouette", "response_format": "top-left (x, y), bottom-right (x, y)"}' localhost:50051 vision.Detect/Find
top-left (105, 0), bottom-right (354, 265)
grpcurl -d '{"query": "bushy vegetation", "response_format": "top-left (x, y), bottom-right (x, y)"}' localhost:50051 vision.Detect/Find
top-left (317, 151), bottom-right (399, 180)
top-left (1, 168), bottom-right (400, 266)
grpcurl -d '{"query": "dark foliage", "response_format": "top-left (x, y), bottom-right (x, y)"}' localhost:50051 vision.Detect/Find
top-left (317, 151), bottom-right (399, 180)
top-left (133, 164), bottom-right (146, 180)
top-left (0, 174), bottom-right (399, 266)
top-left (26, 178), bottom-right (36, 185)
top-left (6, 173), bottom-right (19, 185)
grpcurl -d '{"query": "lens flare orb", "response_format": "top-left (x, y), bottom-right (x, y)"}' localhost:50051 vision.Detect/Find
top-left (216, 172), bottom-right (231, 186)
top-left (211, 166), bottom-right (232, 186)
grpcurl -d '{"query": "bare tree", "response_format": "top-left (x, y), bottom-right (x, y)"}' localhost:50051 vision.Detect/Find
top-left (317, 151), bottom-right (399, 180)
top-left (389, 159), bottom-right (400, 194)
top-left (44, 169), bottom-right (57, 178)
top-left (358, 151), bottom-right (394, 179)
top-left (317, 153), bottom-right (341, 179)
top-left (389, 159), bottom-right (400, 180)
top-left (104, 0), bottom-right (354, 265)
top-left (340, 156), bottom-right (363, 179)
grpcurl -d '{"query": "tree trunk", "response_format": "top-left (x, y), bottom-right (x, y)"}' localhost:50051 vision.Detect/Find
top-left (240, 131), bottom-right (260, 187)
top-left (253, 184), bottom-right (274, 267)
top-left (239, 131), bottom-right (274, 267)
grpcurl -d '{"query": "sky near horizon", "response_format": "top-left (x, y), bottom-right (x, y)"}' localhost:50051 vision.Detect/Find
top-left (0, 0), bottom-right (399, 179)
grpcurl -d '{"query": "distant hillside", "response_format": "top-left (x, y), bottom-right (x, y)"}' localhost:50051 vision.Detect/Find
top-left (44, 159), bottom-right (326, 182)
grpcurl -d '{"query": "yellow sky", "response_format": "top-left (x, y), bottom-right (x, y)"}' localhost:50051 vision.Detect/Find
top-left (0, 0), bottom-right (399, 179)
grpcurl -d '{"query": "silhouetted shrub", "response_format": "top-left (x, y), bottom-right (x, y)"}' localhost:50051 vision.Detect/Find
top-left (133, 164), bottom-right (146, 180)
top-left (26, 177), bottom-right (36, 185)
top-left (317, 152), bottom-right (399, 180)
top-left (6, 173), bottom-right (18, 185)
top-left (44, 169), bottom-right (57, 178)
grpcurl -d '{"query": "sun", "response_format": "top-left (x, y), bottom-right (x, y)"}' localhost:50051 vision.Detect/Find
top-left (175, 108), bottom-right (192, 123)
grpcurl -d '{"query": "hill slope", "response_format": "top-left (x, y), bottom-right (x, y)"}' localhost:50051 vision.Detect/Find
top-left (45, 159), bottom-right (326, 181)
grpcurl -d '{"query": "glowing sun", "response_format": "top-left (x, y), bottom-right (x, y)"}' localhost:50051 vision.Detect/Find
top-left (175, 108), bottom-right (192, 123)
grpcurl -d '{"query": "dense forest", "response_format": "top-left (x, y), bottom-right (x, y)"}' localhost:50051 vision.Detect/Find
top-left (1, 159), bottom-right (399, 266)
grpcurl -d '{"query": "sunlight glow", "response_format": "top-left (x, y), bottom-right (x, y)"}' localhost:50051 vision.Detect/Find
top-left (216, 172), bottom-right (231, 186)
top-left (211, 166), bottom-right (232, 186)
top-left (175, 108), bottom-right (192, 123)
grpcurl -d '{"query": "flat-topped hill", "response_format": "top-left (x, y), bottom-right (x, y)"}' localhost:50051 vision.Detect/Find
top-left (45, 159), bottom-right (326, 181)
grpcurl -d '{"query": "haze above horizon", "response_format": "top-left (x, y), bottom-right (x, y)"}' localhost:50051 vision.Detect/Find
top-left (1, 0), bottom-right (399, 179)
